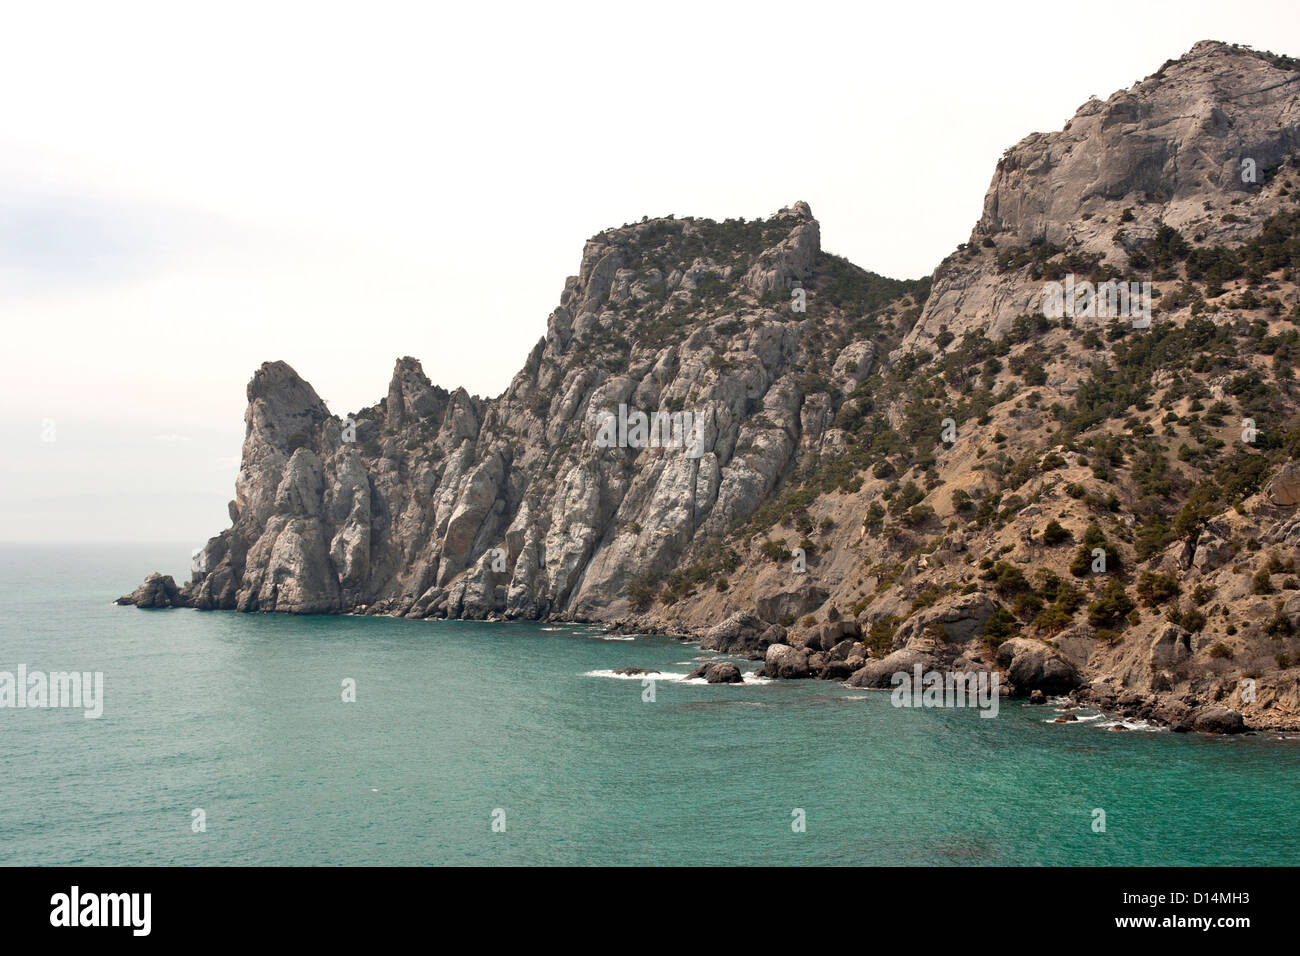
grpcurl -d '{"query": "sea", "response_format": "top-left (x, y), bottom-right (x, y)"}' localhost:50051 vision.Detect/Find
top-left (1, 542), bottom-right (1296, 866)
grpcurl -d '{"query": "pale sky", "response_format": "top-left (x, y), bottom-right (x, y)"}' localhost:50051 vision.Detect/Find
top-left (4, 0), bottom-right (1299, 543)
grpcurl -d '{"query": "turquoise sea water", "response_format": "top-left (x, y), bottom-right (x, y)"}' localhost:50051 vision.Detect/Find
top-left (1, 542), bottom-right (1297, 866)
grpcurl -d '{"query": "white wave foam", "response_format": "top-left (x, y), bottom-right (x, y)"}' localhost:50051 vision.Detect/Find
top-left (1044, 711), bottom-right (1106, 725)
top-left (586, 667), bottom-right (770, 685)
top-left (584, 669), bottom-right (687, 681)
top-left (1098, 718), bottom-right (1165, 732)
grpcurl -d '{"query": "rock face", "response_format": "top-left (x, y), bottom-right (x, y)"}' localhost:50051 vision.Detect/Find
top-left (699, 613), bottom-right (783, 654)
top-left (1148, 625), bottom-right (1193, 671)
top-left (1267, 460), bottom-right (1300, 506)
top-left (901, 40), bottom-right (1300, 355)
top-left (890, 593), bottom-right (996, 648)
top-left (846, 648), bottom-right (939, 689)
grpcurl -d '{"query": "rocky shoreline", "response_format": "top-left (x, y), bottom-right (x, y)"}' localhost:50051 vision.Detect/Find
top-left (600, 610), bottom-right (1264, 734)
top-left (118, 572), bottom-right (1262, 734)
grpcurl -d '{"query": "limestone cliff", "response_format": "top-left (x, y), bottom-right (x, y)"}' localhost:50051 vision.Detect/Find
top-left (159, 202), bottom-right (925, 623)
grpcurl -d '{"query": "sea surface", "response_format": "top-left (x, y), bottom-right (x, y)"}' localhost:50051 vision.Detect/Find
top-left (1, 542), bottom-right (1297, 866)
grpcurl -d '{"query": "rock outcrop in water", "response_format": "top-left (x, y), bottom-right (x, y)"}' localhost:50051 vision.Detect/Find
top-left (127, 41), bottom-right (1300, 733)
top-left (115, 573), bottom-right (184, 609)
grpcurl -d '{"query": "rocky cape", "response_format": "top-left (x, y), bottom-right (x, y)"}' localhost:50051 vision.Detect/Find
top-left (123, 41), bottom-right (1300, 735)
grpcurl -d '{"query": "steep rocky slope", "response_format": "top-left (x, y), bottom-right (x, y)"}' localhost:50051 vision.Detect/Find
top-left (123, 41), bottom-right (1300, 732)
top-left (124, 202), bottom-right (926, 622)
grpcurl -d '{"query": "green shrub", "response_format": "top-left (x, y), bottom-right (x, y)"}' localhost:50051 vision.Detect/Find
top-left (983, 607), bottom-right (1019, 646)
top-left (866, 616), bottom-right (898, 656)
top-left (1253, 568), bottom-right (1274, 594)
top-left (1088, 579), bottom-right (1135, 628)
top-left (1042, 519), bottom-right (1072, 545)
top-left (1136, 571), bottom-right (1181, 606)
top-left (1265, 601), bottom-right (1295, 636)
top-left (982, 561), bottom-right (1031, 597)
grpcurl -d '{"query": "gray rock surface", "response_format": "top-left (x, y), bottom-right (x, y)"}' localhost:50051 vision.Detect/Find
top-left (900, 41), bottom-right (1300, 356)
top-left (1192, 705), bottom-right (1246, 734)
top-left (116, 573), bottom-right (183, 609)
top-left (996, 638), bottom-right (1082, 694)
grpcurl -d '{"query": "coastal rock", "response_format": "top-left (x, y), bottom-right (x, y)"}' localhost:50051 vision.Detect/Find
top-left (762, 643), bottom-right (811, 679)
top-left (755, 585), bottom-right (829, 624)
top-left (688, 661), bottom-right (744, 684)
top-left (1192, 705), bottom-right (1246, 734)
top-left (116, 573), bottom-right (183, 609)
top-left (828, 639), bottom-right (858, 661)
top-left (892, 592), bottom-right (997, 648)
top-left (996, 638), bottom-right (1081, 694)
top-left (700, 613), bottom-right (781, 654)
top-left (818, 659), bottom-right (859, 681)
top-left (1154, 699), bottom-right (1196, 732)
top-left (805, 620), bottom-right (861, 653)
top-left (845, 648), bottom-right (939, 688)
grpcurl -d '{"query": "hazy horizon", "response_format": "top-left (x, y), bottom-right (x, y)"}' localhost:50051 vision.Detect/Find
top-left (6, 1), bottom-right (1300, 543)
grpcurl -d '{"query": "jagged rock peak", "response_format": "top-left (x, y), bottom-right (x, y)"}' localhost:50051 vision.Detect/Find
top-left (979, 39), bottom-right (1300, 245)
top-left (245, 360), bottom-right (329, 434)
top-left (248, 360), bottom-right (322, 405)
top-left (776, 200), bottom-right (814, 220)
top-left (386, 355), bottom-right (447, 428)
top-left (898, 39), bottom-right (1300, 356)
